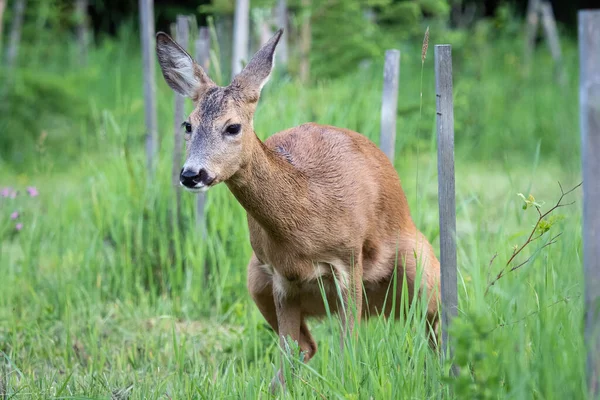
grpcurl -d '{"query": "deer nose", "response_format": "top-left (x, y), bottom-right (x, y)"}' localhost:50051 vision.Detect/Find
top-left (179, 168), bottom-right (215, 188)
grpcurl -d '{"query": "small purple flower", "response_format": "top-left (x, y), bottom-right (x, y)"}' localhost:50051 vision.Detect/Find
top-left (0, 187), bottom-right (11, 198)
top-left (15, 223), bottom-right (23, 231)
top-left (10, 211), bottom-right (19, 220)
top-left (9, 190), bottom-right (17, 199)
top-left (26, 187), bottom-right (38, 197)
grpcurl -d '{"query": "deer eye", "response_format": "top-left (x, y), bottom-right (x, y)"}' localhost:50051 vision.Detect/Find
top-left (183, 122), bottom-right (192, 133)
top-left (225, 124), bottom-right (241, 135)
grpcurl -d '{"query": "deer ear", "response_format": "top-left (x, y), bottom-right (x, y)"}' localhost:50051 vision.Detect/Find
top-left (156, 32), bottom-right (214, 99)
top-left (231, 29), bottom-right (283, 99)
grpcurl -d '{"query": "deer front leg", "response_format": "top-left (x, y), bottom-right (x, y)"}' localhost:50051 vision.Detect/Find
top-left (338, 257), bottom-right (363, 349)
top-left (269, 275), bottom-right (303, 393)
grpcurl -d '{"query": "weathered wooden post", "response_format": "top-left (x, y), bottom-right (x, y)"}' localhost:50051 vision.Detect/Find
top-left (173, 15), bottom-right (190, 219)
top-left (6, 0), bottom-right (26, 69)
top-left (434, 44), bottom-right (458, 373)
top-left (195, 26), bottom-right (211, 71)
top-left (194, 26), bottom-right (210, 238)
top-left (275, 0), bottom-right (288, 67)
top-left (75, 0), bottom-right (90, 66)
top-left (0, 0), bottom-right (8, 52)
top-left (299, 0), bottom-right (312, 83)
top-left (379, 50), bottom-right (400, 164)
top-left (232, 0), bottom-right (249, 79)
top-left (540, 2), bottom-right (565, 85)
top-left (139, 0), bottom-right (158, 174)
top-left (524, 0), bottom-right (540, 67)
top-left (195, 26), bottom-right (211, 282)
top-left (580, 9), bottom-right (600, 397)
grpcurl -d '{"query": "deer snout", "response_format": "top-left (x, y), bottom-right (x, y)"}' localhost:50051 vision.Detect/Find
top-left (179, 168), bottom-right (215, 190)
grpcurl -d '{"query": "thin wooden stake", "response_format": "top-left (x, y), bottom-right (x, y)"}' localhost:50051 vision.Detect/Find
top-left (275, 0), bottom-right (288, 67)
top-left (173, 15), bottom-right (189, 220)
top-left (75, 0), bottom-right (90, 66)
top-left (6, 0), bottom-right (26, 69)
top-left (194, 26), bottom-right (210, 241)
top-left (299, 0), bottom-right (312, 83)
top-left (435, 44), bottom-right (458, 374)
top-left (139, 0), bottom-right (158, 174)
top-left (0, 0), bottom-right (8, 53)
top-left (540, 2), bottom-right (565, 85)
top-left (379, 50), bottom-right (400, 164)
top-left (524, 0), bottom-right (540, 68)
top-left (580, 10), bottom-right (600, 397)
top-left (232, 0), bottom-right (249, 79)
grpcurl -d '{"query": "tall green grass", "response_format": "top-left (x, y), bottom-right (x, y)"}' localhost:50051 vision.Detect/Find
top-left (0, 23), bottom-right (585, 399)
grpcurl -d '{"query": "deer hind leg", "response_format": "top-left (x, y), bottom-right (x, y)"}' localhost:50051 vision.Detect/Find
top-left (395, 234), bottom-right (441, 350)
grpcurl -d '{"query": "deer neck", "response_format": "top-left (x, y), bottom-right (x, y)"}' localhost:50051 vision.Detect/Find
top-left (225, 133), bottom-right (308, 240)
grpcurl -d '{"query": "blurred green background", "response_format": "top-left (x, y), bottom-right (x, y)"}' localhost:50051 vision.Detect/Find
top-left (0, 0), bottom-right (594, 398)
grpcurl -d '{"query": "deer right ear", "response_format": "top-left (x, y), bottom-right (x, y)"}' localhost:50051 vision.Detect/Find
top-left (156, 32), bottom-right (214, 99)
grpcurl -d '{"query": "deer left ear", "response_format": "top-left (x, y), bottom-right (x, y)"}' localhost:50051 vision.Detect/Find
top-left (231, 29), bottom-right (283, 99)
top-left (156, 32), bottom-right (214, 99)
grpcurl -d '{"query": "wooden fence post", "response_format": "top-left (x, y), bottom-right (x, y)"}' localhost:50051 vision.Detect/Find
top-left (0, 0), bottom-right (8, 53)
top-left (75, 0), bottom-right (89, 66)
top-left (275, 0), bottom-right (288, 67)
top-left (540, 2), bottom-right (565, 85)
top-left (6, 0), bottom-right (26, 69)
top-left (139, 0), bottom-right (158, 174)
top-left (173, 15), bottom-right (190, 219)
top-left (580, 9), bottom-right (600, 397)
top-left (195, 26), bottom-right (211, 72)
top-left (434, 44), bottom-right (458, 373)
top-left (379, 50), bottom-right (400, 164)
top-left (524, 0), bottom-right (540, 67)
top-left (232, 0), bottom-right (249, 79)
top-left (299, 0), bottom-right (311, 83)
top-left (195, 26), bottom-right (211, 281)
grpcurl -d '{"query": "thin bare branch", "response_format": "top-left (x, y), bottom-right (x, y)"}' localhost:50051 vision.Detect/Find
top-left (485, 182), bottom-right (581, 295)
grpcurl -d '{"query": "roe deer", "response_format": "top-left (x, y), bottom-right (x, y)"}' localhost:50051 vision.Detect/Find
top-left (156, 29), bottom-right (441, 391)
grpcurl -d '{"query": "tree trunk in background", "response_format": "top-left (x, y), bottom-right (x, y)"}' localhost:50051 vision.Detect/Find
top-left (75, 0), bottom-right (90, 66)
top-left (6, 0), bottom-right (26, 69)
top-left (231, 0), bottom-right (249, 79)
top-left (299, 0), bottom-right (311, 83)
top-left (524, 0), bottom-right (540, 68)
top-left (275, 0), bottom-right (288, 68)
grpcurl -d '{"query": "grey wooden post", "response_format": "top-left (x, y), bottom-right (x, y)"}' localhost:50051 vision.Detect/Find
top-left (6, 0), bottom-right (26, 69)
top-left (0, 0), bottom-right (9, 55)
top-left (434, 45), bottom-right (458, 372)
top-left (540, 2), bottom-right (565, 85)
top-left (195, 26), bottom-right (211, 73)
top-left (232, 0), bottom-right (249, 79)
top-left (75, 0), bottom-right (89, 66)
top-left (275, 0), bottom-right (288, 67)
top-left (195, 26), bottom-right (211, 280)
top-left (139, 0), bottom-right (158, 174)
top-left (173, 15), bottom-right (190, 219)
top-left (379, 50), bottom-right (400, 164)
top-left (524, 0), bottom-right (540, 67)
top-left (580, 10), bottom-right (600, 397)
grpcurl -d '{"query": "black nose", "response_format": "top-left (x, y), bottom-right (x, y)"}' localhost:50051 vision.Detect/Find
top-left (179, 168), bottom-right (215, 188)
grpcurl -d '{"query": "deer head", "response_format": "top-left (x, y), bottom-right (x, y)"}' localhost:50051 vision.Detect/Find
top-left (156, 29), bottom-right (283, 192)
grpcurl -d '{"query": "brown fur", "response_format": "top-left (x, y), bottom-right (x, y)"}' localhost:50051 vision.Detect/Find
top-left (156, 29), bottom-right (441, 392)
